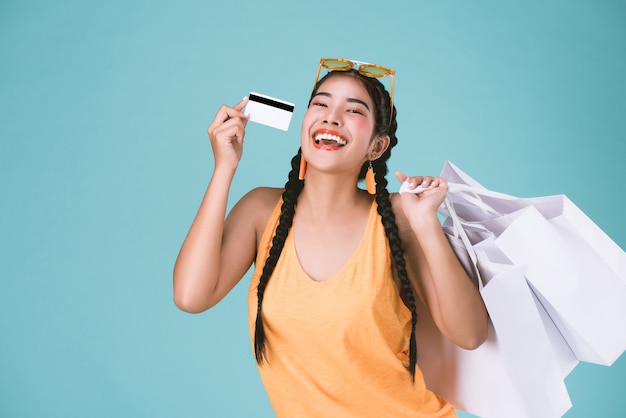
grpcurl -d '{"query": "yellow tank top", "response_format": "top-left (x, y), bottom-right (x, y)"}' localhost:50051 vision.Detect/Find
top-left (248, 198), bottom-right (456, 418)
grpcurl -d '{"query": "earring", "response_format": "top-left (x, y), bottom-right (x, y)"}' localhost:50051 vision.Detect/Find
top-left (298, 155), bottom-right (307, 180)
top-left (365, 161), bottom-right (376, 195)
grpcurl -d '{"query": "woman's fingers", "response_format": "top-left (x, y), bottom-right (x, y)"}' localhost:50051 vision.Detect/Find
top-left (205, 97), bottom-right (253, 170)
top-left (208, 97), bottom-right (250, 137)
top-left (396, 171), bottom-right (447, 193)
top-left (233, 96), bottom-right (249, 111)
top-left (421, 176), bottom-right (434, 187)
top-left (396, 171), bottom-right (425, 190)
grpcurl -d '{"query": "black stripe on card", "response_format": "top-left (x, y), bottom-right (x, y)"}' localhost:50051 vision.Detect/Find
top-left (249, 93), bottom-right (294, 112)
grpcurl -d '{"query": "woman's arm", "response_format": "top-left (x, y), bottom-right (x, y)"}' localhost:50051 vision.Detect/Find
top-left (173, 97), bottom-right (259, 313)
top-left (392, 172), bottom-right (489, 349)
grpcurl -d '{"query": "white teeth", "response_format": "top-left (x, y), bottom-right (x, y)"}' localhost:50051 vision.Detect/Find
top-left (314, 133), bottom-right (346, 146)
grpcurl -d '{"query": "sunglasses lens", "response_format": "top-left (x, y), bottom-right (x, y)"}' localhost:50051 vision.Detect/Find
top-left (360, 65), bottom-right (392, 77)
top-left (322, 59), bottom-right (353, 70)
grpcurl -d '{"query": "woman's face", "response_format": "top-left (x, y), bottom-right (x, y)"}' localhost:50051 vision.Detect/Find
top-left (300, 74), bottom-right (379, 173)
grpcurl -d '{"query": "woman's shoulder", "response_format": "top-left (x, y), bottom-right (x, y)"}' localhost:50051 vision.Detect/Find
top-left (240, 186), bottom-right (283, 207)
top-left (231, 187), bottom-right (284, 231)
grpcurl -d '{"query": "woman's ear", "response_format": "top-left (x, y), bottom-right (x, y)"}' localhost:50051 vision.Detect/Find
top-left (368, 135), bottom-right (391, 161)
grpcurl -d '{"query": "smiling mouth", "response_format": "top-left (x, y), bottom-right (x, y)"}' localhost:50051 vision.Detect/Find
top-left (314, 132), bottom-right (347, 147)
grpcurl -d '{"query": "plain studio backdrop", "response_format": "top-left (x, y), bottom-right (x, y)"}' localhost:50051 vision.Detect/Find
top-left (1, 1), bottom-right (624, 417)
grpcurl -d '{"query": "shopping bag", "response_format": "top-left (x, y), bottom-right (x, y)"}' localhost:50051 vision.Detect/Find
top-left (495, 205), bottom-right (626, 365)
top-left (530, 194), bottom-right (626, 285)
top-left (416, 202), bottom-right (573, 418)
top-left (444, 210), bottom-right (580, 381)
top-left (440, 161), bottom-right (626, 366)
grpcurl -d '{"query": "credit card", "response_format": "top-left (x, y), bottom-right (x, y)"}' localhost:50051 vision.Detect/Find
top-left (245, 92), bottom-right (295, 131)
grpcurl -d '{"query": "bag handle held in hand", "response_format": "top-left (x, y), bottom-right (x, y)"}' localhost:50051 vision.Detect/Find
top-left (443, 197), bottom-right (485, 290)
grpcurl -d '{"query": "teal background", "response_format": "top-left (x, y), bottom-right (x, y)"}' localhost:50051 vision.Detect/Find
top-left (1, 0), bottom-right (624, 417)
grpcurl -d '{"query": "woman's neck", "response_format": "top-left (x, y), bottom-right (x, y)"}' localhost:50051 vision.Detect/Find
top-left (296, 171), bottom-right (373, 223)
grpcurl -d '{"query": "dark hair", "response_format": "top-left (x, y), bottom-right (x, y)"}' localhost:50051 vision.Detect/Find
top-left (254, 70), bottom-right (419, 381)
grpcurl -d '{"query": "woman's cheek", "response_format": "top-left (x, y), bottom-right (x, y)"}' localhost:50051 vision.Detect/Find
top-left (349, 114), bottom-right (375, 133)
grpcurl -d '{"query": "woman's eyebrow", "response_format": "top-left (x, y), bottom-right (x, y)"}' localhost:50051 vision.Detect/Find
top-left (346, 98), bottom-right (370, 111)
top-left (313, 92), bottom-right (371, 111)
top-left (313, 92), bottom-right (330, 99)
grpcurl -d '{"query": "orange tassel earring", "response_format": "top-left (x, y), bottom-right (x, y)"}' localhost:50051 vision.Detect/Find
top-left (298, 155), bottom-right (307, 181)
top-left (365, 161), bottom-right (376, 195)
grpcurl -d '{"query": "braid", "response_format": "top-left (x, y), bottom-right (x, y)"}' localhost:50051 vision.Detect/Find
top-left (254, 149), bottom-right (304, 363)
top-left (372, 157), bottom-right (419, 382)
top-left (372, 159), bottom-right (417, 382)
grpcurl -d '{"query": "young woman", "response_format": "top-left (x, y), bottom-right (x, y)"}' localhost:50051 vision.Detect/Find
top-left (174, 58), bottom-right (488, 417)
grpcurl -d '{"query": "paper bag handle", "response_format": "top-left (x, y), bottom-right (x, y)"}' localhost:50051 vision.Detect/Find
top-left (443, 197), bottom-right (485, 290)
top-left (446, 183), bottom-right (503, 218)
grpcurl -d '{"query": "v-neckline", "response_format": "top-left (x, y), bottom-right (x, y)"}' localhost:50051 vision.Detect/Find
top-left (289, 200), bottom-right (377, 284)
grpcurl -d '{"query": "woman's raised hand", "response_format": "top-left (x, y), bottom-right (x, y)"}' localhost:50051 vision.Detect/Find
top-left (207, 97), bottom-right (250, 172)
top-left (395, 171), bottom-right (449, 216)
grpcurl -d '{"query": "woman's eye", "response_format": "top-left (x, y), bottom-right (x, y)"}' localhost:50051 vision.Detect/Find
top-left (311, 101), bottom-right (327, 107)
top-left (347, 108), bottom-right (365, 115)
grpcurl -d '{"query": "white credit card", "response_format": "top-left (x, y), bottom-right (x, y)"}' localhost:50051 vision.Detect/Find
top-left (245, 92), bottom-right (295, 131)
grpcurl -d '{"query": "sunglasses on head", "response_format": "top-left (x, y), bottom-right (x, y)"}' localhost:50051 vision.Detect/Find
top-left (314, 58), bottom-right (395, 128)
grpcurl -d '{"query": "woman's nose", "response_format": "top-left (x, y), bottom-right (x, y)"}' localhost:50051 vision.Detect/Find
top-left (323, 108), bottom-right (342, 126)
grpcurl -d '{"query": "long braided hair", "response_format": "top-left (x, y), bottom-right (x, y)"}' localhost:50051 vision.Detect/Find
top-left (254, 69), bottom-right (419, 381)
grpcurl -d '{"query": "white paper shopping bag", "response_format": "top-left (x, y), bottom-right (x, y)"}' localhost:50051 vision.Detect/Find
top-left (440, 161), bottom-right (626, 363)
top-left (413, 160), bottom-right (626, 416)
top-left (495, 206), bottom-right (626, 365)
top-left (415, 273), bottom-right (572, 418)
top-left (417, 204), bottom-right (572, 418)
top-left (530, 194), bottom-right (626, 284)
